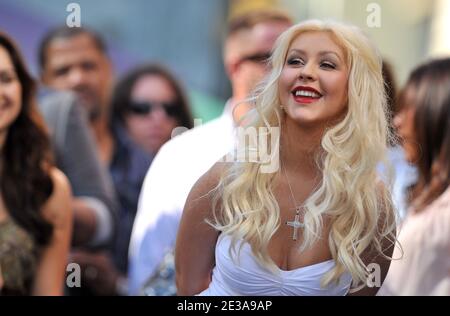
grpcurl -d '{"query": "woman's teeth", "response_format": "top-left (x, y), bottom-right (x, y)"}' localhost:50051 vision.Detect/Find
top-left (294, 90), bottom-right (321, 98)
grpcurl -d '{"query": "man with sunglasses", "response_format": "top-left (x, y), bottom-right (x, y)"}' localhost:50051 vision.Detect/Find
top-left (128, 8), bottom-right (293, 295)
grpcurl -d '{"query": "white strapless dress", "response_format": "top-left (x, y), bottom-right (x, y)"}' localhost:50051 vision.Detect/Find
top-left (197, 234), bottom-right (352, 296)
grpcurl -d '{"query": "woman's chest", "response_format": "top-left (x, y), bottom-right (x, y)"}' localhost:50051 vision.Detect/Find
top-left (267, 187), bottom-right (332, 271)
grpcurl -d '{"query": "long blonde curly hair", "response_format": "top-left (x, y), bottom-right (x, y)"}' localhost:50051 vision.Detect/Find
top-left (209, 20), bottom-right (397, 288)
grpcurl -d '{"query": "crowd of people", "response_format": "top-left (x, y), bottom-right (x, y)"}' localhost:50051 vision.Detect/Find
top-left (0, 6), bottom-right (448, 296)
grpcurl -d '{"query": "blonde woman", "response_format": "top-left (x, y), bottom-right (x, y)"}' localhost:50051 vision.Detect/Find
top-left (175, 20), bottom-right (397, 296)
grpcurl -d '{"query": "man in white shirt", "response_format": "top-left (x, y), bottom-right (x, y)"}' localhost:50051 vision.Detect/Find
top-left (128, 9), bottom-right (293, 295)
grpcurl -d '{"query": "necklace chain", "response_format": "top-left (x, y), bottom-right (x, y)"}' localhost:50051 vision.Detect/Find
top-left (282, 163), bottom-right (306, 241)
top-left (282, 163), bottom-right (300, 212)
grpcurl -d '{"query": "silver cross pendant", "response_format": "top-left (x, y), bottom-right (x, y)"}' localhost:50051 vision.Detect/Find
top-left (286, 206), bottom-right (305, 241)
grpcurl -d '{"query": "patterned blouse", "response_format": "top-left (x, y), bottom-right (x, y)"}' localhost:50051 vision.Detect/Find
top-left (0, 218), bottom-right (39, 296)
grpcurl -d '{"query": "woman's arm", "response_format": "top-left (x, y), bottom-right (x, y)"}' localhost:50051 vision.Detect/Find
top-left (346, 240), bottom-right (395, 296)
top-left (347, 184), bottom-right (397, 296)
top-left (32, 168), bottom-right (73, 296)
top-left (175, 162), bottom-right (226, 295)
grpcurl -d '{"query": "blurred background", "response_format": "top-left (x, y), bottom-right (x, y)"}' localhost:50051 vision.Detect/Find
top-left (1, 0), bottom-right (449, 122)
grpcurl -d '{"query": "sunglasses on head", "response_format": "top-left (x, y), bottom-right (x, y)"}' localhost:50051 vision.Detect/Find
top-left (128, 100), bottom-right (181, 117)
top-left (239, 52), bottom-right (272, 65)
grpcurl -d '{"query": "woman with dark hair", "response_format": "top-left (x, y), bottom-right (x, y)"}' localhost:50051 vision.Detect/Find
top-left (380, 60), bottom-right (418, 220)
top-left (110, 63), bottom-right (193, 155)
top-left (80, 63), bottom-right (194, 294)
top-left (0, 32), bottom-right (72, 295)
top-left (380, 58), bottom-right (450, 295)
top-left (73, 64), bottom-right (193, 295)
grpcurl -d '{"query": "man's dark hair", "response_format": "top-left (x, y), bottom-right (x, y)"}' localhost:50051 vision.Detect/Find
top-left (38, 26), bottom-right (107, 72)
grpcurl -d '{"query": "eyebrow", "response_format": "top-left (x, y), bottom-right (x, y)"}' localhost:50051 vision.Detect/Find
top-left (287, 49), bottom-right (343, 62)
top-left (0, 67), bottom-right (15, 73)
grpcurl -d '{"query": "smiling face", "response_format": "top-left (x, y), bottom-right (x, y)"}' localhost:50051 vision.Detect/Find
top-left (0, 45), bottom-right (22, 135)
top-left (278, 31), bottom-right (349, 129)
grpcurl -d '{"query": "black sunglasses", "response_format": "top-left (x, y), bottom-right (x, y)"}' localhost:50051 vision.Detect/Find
top-left (128, 100), bottom-right (181, 117)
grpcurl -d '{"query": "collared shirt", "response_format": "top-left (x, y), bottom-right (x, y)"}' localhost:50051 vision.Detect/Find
top-left (110, 123), bottom-right (153, 274)
top-left (128, 102), bottom-right (235, 295)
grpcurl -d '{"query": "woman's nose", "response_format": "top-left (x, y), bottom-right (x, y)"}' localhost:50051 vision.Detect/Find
top-left (298, 63), bottom-right (316, 81)
top-left (149, 104), bottom-right (169, 120)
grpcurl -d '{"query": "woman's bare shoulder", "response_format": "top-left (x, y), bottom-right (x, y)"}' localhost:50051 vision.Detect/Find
top-left (41, 168), bottom-right (72, 229)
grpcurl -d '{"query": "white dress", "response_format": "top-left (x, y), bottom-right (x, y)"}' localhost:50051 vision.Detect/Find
top-left (197, 234), bottom-right (352, 296)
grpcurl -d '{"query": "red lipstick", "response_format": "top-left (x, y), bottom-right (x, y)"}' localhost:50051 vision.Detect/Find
top-left (291, 86), bottom-right (322, 104)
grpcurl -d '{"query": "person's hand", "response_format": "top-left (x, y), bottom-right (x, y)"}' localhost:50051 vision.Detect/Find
top-left (70, 250), bottom-right (121, 296)
top-left (71, 199), bottom-right (98, 247)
